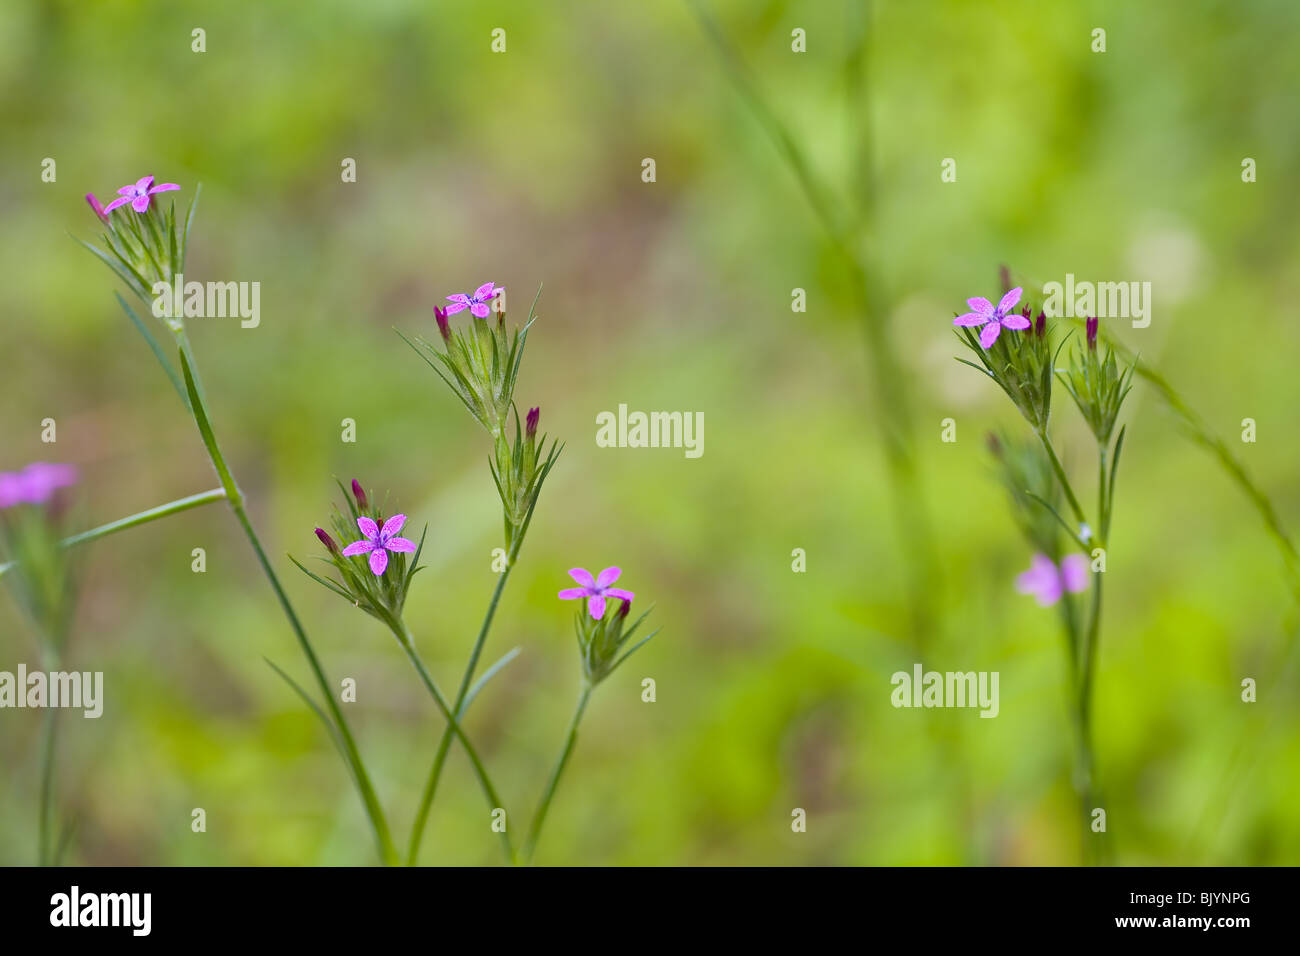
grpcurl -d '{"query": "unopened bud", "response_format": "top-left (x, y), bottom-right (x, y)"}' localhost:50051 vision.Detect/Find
top-left (351, 479), bottom-right (369, 511)
top-left (435, 307), bottom-right (451, 342)
top-left (1086, 316), bottom-right (1099, 351)
top-left (526, 406), bottom-right (540, 440)
top-left (315, 527), bottom-right (339, 554)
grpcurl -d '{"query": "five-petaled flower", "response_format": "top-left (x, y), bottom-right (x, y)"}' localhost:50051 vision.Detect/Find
top-left (559, 566), bottom-right (635, 619)
top-left (954, 287), bottom-right (1030, 348)
top-left (103, 175), bottom-right (180, 215)
top-left (1016, 553), bottom-right (1088, 607)
top-left (445, 282), bottom-right (502, 319)
top-left (342, 514), bottom-right (416, 576)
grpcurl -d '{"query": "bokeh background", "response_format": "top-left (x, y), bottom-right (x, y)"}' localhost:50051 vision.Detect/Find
top-left (2, 0), bottom-right (1298, 865)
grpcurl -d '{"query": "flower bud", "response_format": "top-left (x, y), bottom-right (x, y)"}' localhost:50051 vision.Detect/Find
top-left (315, 527), bottom-right (339, 553)
top-left (435, 306), bottom-right (451, 342)
top-left (351, 479), bottom-right (369, 511)
top-left (1035, 311), bottom-right (1046, 338)
top-left (1086, 316), bottom-right (1099, 351)
top-left (618, 597), bottom-right (632, 619)
top-left (85, 193), bottom-right (108, 222)
top-left (526, 406), bottom-right (540, 441)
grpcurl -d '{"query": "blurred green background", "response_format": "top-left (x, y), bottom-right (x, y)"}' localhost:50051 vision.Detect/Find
top-left (2, 0), bottom-right (1298, 865)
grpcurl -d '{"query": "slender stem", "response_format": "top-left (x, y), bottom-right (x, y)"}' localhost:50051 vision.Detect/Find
top-left (0, 488), bottom-right (226, 580)
top-left (1036, 429), bottom-right (1088, 530)
top-left (37, 698), bottom-right (58, 865)
top-left (393, 620), bottom-right (514, 864)
top-left (178, 342), bottom-right (398, 865)
top-left (524, 682), bottom-right (592, 864)
top-left (407, 552), bottom-right (517, 864)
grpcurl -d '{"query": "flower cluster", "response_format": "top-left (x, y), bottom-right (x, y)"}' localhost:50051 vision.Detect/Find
top-left (404, 283), bottom-right (561, 550)
top-left (297, 478), bottom-right (425, 624)
top-left (80, 173), bottom-right (192, 313)
top-left (561, 566), bottom-right (655, 685)
top-left (954, 286), bottom-right (1055, 431)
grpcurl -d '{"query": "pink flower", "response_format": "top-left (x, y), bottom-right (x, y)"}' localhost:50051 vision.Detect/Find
top-left (559, 566), bottom-right (635, 619)
top-left (341, 514), bottom-right (417, 576)
top-left (102, 175), bottom-right (180, 214)
top-left (954, 287), bottom-right (1030, 348)
top-left (0, 463), bottom-right (78, 509)
top-left (445, 282), bottom-right (502, 319)
top-left (1016, 553), bottom-right (1088, 606)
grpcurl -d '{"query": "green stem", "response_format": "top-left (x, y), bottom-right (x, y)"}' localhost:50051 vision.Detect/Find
top-left (1037, 429), bottom-right (1089, 531)
top-left (407, 548), bottom-right (518, 864)
top-left (392, 619), bottom-right (514, 864)
top-left (0, 488), bottom-right (226, 580)
top-left (177, 343), bottom-right (398, 865)
top-left (524, 682), bottom-right (592, 864)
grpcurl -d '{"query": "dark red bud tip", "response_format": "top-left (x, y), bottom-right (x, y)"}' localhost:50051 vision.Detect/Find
top-left (1086, 316), bottom-right (1099, 350)
top-left (1035, 311), bottom-right (1046, 337)
top-left (435, 307), bottom-right (451, 342)
top-left (351, 479), bottom-right (369, 511)
top-left (526, 406), bottom-right (540, 439)
top-left (315, 527), bottom-right (339, 554)
top-left (618, 598), bottom-right (632, 619)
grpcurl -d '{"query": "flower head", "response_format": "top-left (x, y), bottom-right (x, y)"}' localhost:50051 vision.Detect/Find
top-left (342, 514), bottom-right (416, 576)
top-left (102, 175), bottom-right (180, 214)
top-left (954, 287), bottom-right (1030, 348)
top-left (1016, 553), bottom-right (1088, 606)
top-left (0, 463), bottom-right (78, 510)
top-left (445, 281), bottom-right (502, 319)
top-left (559, 566), bottom-right (635, 619)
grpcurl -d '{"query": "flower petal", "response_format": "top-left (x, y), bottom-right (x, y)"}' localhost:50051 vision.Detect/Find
top-left (568, 567), bottom-right (595, 588)
top-left (558, 588), bottom-right (589, 600)
top-left (380, 513), bottom-right (407, 538)
top-left (131, 195), bottom-right (150, 213)
top-left (443, 301), bottom-right (468, 315)
top-left (369, 548), bottom-right (390, 575)
top-left (356, 516), bottom-right (379, 539)
top-left (470, 303), bottom-right (490, 318)
top-left (103, 196), bottom-right (131, 212)
top-left (997, 287), bottom-right (1022, 313)
top-left (117, 185), bottom-right (138, 197)
top-left (135, 175), bottom-right (155, 191)
top-left (966, 297), bottom-right (995, 315)
top-left (148, 183), bottom-right (180, 195)
top-left (587, 595), bottom-right (607, 619)
top-left (386, 536), bottom-right (416, 553)
top-left (341, 540), bottom-right (374, 556)
top-left (1061, 554), bottom-right (1089, 593)
top-left (604, 587), bottom-right (635, 601)
top-left (978, 321), bottom-right (1002, 348)
top-left (1001, 314), bottom-right (1031, 330)
top-left (447, 294), bottom-right (470, 304)
top-left (596, 566), bottom-right (621, 587)
top-left (953, 312), bottom-right (988, 327)
top-left (474, 282), bottom-right (497, 300)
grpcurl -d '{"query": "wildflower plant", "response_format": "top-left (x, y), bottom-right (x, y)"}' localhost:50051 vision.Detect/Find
top-left (952, 270), bottom-right (1138, 863)
top-left (53, 174), bottom-right (658, 866)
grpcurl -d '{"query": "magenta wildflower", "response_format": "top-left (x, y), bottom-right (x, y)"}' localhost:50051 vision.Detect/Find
top-left (954, 287), bottom-right (1030, 348)
top-left (341, 514), bottom-right (416, 576)
top-left (0, 463), bottom-right (78, 509)
top-left (559, 566), bottom-right (635, 619)
top-left (445, 282), bottom-right (502, 319)
top-left (102, 175), bottom-right (180, 214)
top-left (1016, 553), bottom-right (1088, 607)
